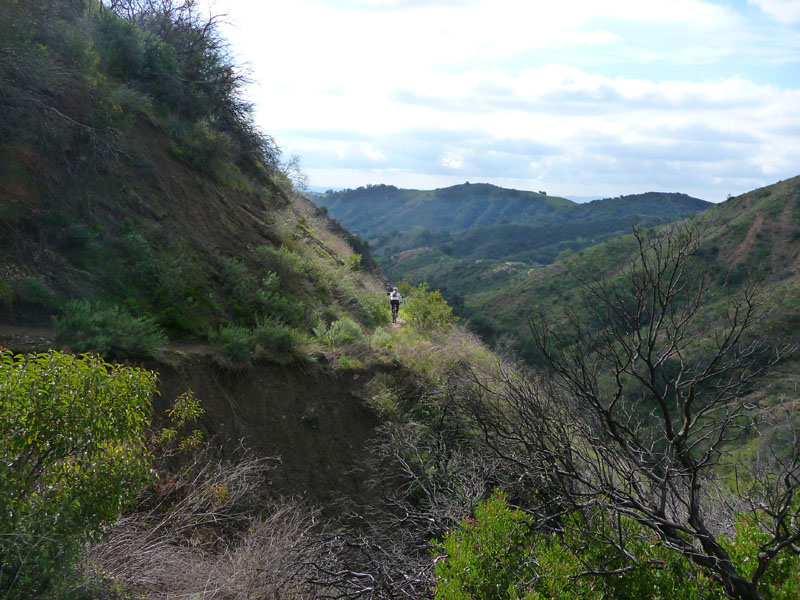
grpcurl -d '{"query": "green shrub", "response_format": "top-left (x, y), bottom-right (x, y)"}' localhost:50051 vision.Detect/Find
top-left (0, 351), bottom-right (155, 599)
top-left (433, 492), bottom-right (539, 600)
top-left (172, 118), bottom-right (234, 177)
top-left (329, 316), bottom-right (363, 345)
top-left (213, 324), bottom-right (252, 363)
top-left (315, 317), bottom-right (363, 346)
top-left (212, 319), bottom-right (307, 365)
top-left (724, 510), bottom-right (800, 600)
top-left (108, 83), bottom-right (155, 123)
top-left (358, 290), bottom-right (391, 328)
top-left (255, 245), bottom-right (318, 284)
top-left (221, 258), bottom-right (305, 327)
top-left (15, 276), bottom-right (57, 309)
top-left (53, 299), bottom-right (167, 358)
top-left (434, 494), bottom-right (722, 600)
top-left (403, 282), bottom-right (456, 331)
top-left (251, 318), bottom-right (307, 363)
top-left (345, 253), bottom-right (362, 272)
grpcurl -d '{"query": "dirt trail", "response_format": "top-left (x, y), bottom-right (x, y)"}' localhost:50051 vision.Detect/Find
top-left (0, 324), bottom-right (56, 353)
top-left (0, 323), bottom-right (215, 357)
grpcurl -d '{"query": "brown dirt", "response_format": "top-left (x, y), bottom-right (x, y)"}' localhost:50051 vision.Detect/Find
top-left (727, 211), bottom-right (764, 266)
top-left (150, 356), bottom-right (385, 510)
top-left (0, 324), bottom-right (56, 354)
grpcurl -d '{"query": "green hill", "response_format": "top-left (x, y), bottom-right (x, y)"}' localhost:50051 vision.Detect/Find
top-left (471, 176), bottom-right (800, 372)
top-left (314, 185), bottom-right (710, 295)
top-left (316, 185), bottom-right (709, 252)
top-left (314, 182), bottom-right (574, 236)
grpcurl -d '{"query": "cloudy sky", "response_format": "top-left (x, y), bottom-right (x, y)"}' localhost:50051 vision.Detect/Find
top-left (203, 0), bottom-right (800, 201)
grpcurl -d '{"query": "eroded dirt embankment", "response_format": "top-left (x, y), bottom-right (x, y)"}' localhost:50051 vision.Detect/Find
top-left (0, 324), bottom-right (392, 508)
top-left (150, 355), bottom-right (387, 507)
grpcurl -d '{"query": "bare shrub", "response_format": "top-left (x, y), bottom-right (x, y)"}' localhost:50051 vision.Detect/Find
top-left (464, 223), bottom-right (799, 600)
top-left (83, 447), bottom-right (320, 599)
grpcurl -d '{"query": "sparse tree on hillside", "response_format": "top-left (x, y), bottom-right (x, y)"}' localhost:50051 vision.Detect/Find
top-left (466, 222), bottom-right (799, 600)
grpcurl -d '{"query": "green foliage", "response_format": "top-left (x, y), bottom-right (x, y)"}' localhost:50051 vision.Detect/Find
top-left (357, 291), bottom-right (392, 328)
top-left (723, 511), bottom-right (800, 600)
top-left (327, 316), bottom-right (363, 345)
top-left (159, 389), bottom-right (205, 451)
top-left (434, 495), bottom-right (722, 600)
top-left (212, 318), bottom-right (307, 366)
top-left (433, 492), bottom-right (538, 600)
top-left (53, 299), bottom-right (167, 358)
top-left (255, 244), bottom-right (319, 286)
top-left (315, 316), bottom-right (364, 346)
top-left (404, 282), bottom-right (456, 331)
top-left (220, 258), bottom-right (305, 327)
top-left (0, 351), bottom-right (155, 599)
top-left (345, 253), bottom-right (362, 272)
top-left (170, 118), bottom-right (235, 177)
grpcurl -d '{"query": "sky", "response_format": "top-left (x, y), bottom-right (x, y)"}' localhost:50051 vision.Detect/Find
top-left (201, 0), bottom-right (800, 202)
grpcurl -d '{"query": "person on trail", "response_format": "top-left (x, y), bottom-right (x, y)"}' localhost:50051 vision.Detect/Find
top-left (389, 287), bottom-right (402, 322)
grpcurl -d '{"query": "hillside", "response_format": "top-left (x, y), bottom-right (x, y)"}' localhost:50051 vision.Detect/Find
top-left (472, 176), bottom-right (800, 371)
top-left (0, 0), bottom-right (388, 359)
top-left (313, 182), bottom-right (574, 236)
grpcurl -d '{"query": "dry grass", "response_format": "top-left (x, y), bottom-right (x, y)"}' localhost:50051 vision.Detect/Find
top-left (82, 450), bottom-right (324, 599)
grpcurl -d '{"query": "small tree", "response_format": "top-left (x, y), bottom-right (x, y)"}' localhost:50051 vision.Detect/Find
top-left (467, 223), bottom-right (798, 600)
top-left (0, 351), bottom-right (156, 598)
top-left (404, 282), bottom-right (457, 331)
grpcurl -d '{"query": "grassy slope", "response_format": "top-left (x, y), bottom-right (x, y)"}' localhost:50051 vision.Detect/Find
top-left (0, 0), bottom-right (392, 365)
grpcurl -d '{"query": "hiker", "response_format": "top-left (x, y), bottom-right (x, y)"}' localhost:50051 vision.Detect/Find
top-left (389, 287), bottom-right (402, 322)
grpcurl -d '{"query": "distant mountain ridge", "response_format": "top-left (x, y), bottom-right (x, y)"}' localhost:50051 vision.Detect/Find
top-left (314, 183), bottom-right (711, 241)
top-left (312, 183), bottom-right (712, 252)
top-left (312, 183), bottom-right (712, 301)
top-left (314, 183), bottom-right (573, 236)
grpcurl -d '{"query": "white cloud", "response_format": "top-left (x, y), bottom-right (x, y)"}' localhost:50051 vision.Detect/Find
top-left (749, 0), bottom-right (800, 24)
top-left (364, 145), bottom-right (389, 162)
top-left (198, 0), bottom-right (800, 201)
top-left (441, 153), bottom-right (463, 169)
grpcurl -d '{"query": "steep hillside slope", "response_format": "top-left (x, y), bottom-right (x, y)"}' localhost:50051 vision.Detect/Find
top-left (0, 0), bottom-right (388, 364)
